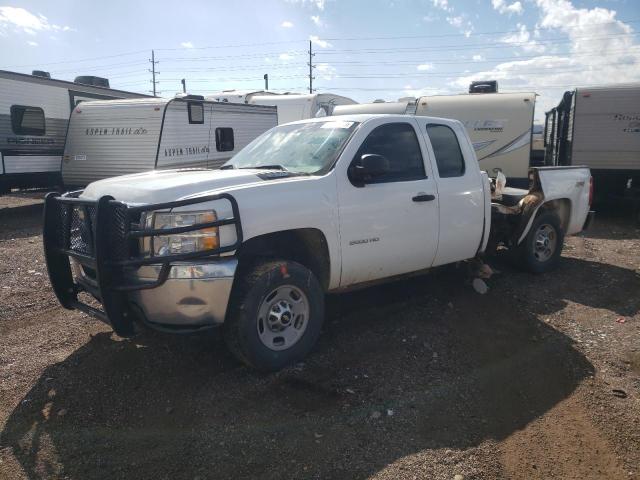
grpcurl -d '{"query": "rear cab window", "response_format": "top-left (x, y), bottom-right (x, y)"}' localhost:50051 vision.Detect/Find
top-left (426, 124), bottom-right (465, 178)
top-left (11, 105), bottom-right (45, 136)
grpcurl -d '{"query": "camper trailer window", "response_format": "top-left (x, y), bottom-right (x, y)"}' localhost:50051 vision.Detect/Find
top-left (355, 122), bottom-right (425, 184)
top-left (188, 102), bottom-right (204, 124)
top-left (215, 127), bottom-right (235, 152)
top-left (426, 124), bottom-right (465, 178)
top-left (10, 105), bottom-right (45, 136)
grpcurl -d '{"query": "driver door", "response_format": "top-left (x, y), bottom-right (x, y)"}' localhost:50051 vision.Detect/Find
top-left (336, 119), bottom-right (440, 287)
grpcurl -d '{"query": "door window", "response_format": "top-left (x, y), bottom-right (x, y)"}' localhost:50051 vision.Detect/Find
top-left (11, 105), bottom-right (45, 136)
top-left (354, 122), bottom-right (425, 183)
top-left (426, 124), bottom-right (465, 178)
top-left (188, 102), bottom-right (204, 124)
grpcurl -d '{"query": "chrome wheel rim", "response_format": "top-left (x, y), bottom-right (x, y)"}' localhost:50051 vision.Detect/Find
top-left (257, 285), bottom-right (309, 351)
top-left (533, 224), bottom-right (557, 262)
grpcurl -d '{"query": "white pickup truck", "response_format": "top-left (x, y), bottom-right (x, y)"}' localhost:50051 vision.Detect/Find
top-left (43, 115), bottom-right (594, 370)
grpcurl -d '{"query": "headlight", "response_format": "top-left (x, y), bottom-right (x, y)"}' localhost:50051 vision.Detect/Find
top-left (141, 210), bottom-right (219, 257)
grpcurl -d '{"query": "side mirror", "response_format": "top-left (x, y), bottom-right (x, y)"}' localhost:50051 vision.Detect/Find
top-left (349, 153), bottom-right (390, 186)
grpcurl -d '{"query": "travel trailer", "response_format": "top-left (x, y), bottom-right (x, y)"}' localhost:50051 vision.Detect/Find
top-left (62, 95), bottom-right (277, 187)
top-left (333, 91), bottom-right (536, 187)
top-left (544, 84), bottom-right (640, 201)
top-left (0, 69), bottom-right (147, 193)
top-left (208, 91), bottom-right (357, 124)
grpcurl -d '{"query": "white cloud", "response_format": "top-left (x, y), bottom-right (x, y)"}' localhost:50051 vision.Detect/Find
top-left (417, 63), bottom-right (434, 71)
top-left (279, 53), bottom-right (294, 61)
top-left (286, 0), bottom-right (325, 10)
top-left (446, 15), bottom-right (464, 28)
top-left (431, 0), bottom-right (452, 13)
top-left (492, 0), bottom-right (524, 15)
top-left (472, 54), bottom-right (485, 61)
top-left (501, 24), bottom-right (545, 53)
top-left (309, 35), bottom-right (331, 48)
top-left (180, 41), bottom-right (194, 48)
top-left (402, 85), bottom-right (454, 99)
top-left (0, 6), bottom-right (73, 35)
top-left (281, 20), bottom-right (294, 28)
top-left (310, 15), bottom-right (323, 27)
top-left (27, 40), bottom-right (37, 46)
top-left (316, 62), bottom-right (336, 80)
top-left (452, 0), bottom-right (640, 122)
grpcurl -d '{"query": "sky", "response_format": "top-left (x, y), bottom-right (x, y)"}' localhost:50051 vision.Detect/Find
top-left (0, 0), bottom-right (638, 122)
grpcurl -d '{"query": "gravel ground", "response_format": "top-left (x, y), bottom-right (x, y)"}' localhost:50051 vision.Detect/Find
top-left (0, 190), bottom-right (639, 480)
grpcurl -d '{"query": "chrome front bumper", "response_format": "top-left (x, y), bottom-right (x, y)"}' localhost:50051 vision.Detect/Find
top-left (75, 258), bottom-right (238, 329)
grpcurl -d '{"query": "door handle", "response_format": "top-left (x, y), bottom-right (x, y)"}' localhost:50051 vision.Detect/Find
top-left (412, 194), bottom-right (436, 202)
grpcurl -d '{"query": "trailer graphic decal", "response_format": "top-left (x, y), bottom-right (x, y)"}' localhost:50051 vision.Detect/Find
top-left (164, 145), bottom-right (210, 157)
top-left (613, 114), bottom-right (640, 133)
top-left (85, 127), bottom-right (148, 136)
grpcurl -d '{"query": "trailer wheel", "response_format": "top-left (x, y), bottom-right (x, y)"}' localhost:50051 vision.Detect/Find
top-left (517, 211), bottom-right (565, 273)
top-left (224, 259), bottom-right (325, 371)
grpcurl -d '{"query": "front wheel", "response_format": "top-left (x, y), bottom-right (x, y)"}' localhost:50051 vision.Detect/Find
top-left (224, 259), bottom-right (325, 371)
top-left (517, 211), bottom-right (565, 273)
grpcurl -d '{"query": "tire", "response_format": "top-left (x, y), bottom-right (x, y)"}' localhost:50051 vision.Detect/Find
top-left (224, 259), bottom-right (325, 371)
top-left (517, 211), bottom-right (565, 273)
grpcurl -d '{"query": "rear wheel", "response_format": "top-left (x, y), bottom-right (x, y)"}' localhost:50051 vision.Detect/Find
top-left (517, 211), bottom-right (564, 273)
top-left (224, 259), bottom-right (325, 371)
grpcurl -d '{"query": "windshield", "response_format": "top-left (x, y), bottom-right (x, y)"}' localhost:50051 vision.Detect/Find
top-left (224, 120), bottom-right (359, 174)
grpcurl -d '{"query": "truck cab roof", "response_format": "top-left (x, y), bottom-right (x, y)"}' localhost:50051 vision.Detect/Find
top-left (285, 113), bottom-right (465, 129)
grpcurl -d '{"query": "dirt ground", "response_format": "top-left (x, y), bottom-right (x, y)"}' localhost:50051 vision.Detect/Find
top-left (0, 190), bottom-right (638, 480)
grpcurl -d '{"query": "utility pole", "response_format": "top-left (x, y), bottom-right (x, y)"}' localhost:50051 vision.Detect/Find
top-left (181, 78), bottom-right (186, 93)
top-left (307, 40), bottom-right (315, 94)
top-left (263, 73), bottom-right (269, 91)
top-left (149, 50), bottom-right (160, 96)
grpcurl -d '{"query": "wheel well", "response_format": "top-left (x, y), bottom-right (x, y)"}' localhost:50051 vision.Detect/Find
top-left (539, 198), bottom-right (571, 232)
top-left (236, 229), bottom-right (331, 291)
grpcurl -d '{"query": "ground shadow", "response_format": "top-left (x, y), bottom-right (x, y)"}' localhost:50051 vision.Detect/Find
top-left (0, 258), bottom-right (605, 480)
top-left (0, 203), bottom-right (43, 240)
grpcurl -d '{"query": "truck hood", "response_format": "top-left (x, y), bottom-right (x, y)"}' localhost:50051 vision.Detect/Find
top-left (80, 168), bottom-right (300, 204)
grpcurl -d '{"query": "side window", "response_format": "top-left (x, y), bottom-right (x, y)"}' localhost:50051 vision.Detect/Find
top-left (11, 105), bottom-right (45, 136)
top-left (215, 127), bottom-right (235, 152)
top-left (188, 102), bottom-right (204, 124)
top-left (426, 124), bottom-right (465, 178)
top-left (354, 122), bottom-right (425, 183)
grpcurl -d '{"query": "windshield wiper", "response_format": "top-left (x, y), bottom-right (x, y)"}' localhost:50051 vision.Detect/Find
top-left (219, 164), bottom-right (235, 170)
top-left (239, 164), bottom-right (290, 172)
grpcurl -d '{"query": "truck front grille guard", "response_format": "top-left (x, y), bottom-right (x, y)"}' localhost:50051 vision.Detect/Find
top-left (43, 191), bottom-right (243, 336)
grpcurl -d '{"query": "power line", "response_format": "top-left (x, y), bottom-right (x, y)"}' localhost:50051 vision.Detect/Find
top-left (315, 82), bottom-right (640, 92)
top-left (4, 16), bottom-right (639, 70)
top-left (139, 61), bottom-right (637, 83)
top-left (318, 33), bottom-right (639, 55)
top-left (1, 49), bottom-right (148, 69)
top-left (321, 18), bottom-right (640, 41)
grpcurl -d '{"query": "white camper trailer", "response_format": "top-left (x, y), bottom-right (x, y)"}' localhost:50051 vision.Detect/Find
top-left (207, 91), bottom-right (357, 124)
top-left (333, 92), bottom-right (536, 187)
top-left (545, 84), bottom-right (640, 201)
top-left (62, 95), bottom-right (278, 187)
top-left (0, 70), bottom-right (147, 193)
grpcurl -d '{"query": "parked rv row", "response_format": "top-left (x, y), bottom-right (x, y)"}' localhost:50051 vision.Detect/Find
top-left (1, 68), bottom-right (638, 203)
